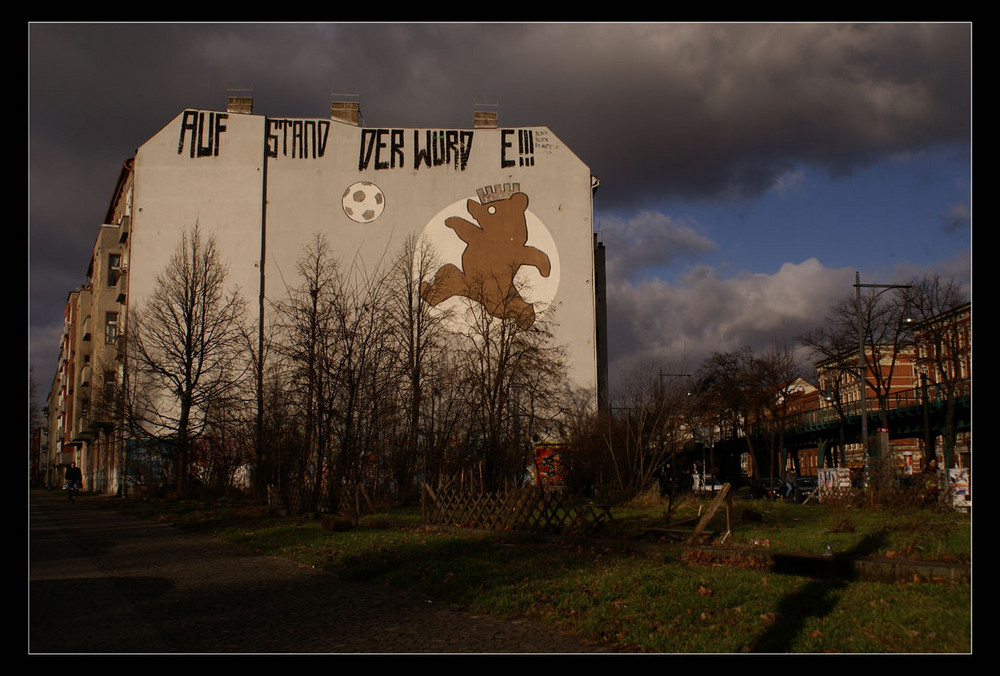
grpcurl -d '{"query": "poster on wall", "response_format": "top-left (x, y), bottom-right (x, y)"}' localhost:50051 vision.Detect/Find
top-left (947, 468), bottom-right (971, 511)
top-left (817, 467), bottom-right (851, 497)
top-left (534, 443), bottom-right (566, 487)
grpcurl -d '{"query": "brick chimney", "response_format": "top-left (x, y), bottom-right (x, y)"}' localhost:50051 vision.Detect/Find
top-left (226, 95), bottom-right (254, 114)
top-left (474, 110), bottom-right (498, 128)
top-left (331, 101), bottom-right (361, 126)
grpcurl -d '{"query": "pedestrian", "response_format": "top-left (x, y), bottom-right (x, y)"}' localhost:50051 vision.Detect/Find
top-left (923, 458), bottom-right (939, 504)
top-left (64, 462), bottom-right (83, 502)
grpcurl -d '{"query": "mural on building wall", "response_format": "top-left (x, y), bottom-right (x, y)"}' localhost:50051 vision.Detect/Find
top-left (177, 111), bottom-right (228, 158)
top-left (419, 183), bottom-right (555, 330)
top-left (267, 119), bottom-right (331, 159)
top-left (170, 112), bottom-right (567, 330)
top-left (175, 116), bottom-right (551, 173)
top-left (502, 129), bottom-right (537, 167)
top-left (359, 129), bottom-right (476, 171)
top-left (177, 113), bottom-right (333, 160)
top-left (341, 181), bottom-right (386, 223)
top-left (357, 128), bottom-right (546, 171)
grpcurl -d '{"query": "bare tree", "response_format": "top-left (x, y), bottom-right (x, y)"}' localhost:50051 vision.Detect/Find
top-left (451, 270), bottom-right (567, 491)
top-left (230, 315), bottom-right (288, 498)
top-left (124, 224), bottom-right (248, 495)
top-left (559, 361), bottom-right (696, 501)
top-left (800, 285), bottom-right (914, 454)
top-left (903, 274), bottom-right (970, 467)
top-left (385, 234), bottom-right (449, 499)
top-left (276, 235), bottom-right (450, 511)
top-left (607, 363), bottom-right (670, 498)
top-left (693, 346), bottom-right (781, 481)
top-left (273, 234), bottom-right (342, 506)
top-left (323, 259), bottom-right (397, 513)
top-left (754, 343), bottom-right (806, 479)
top-left (421, 347), bottom-right (473, 490)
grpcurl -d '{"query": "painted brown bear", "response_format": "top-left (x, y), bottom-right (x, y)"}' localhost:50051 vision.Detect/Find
top-left (420, 189), bottom-right (551, 329)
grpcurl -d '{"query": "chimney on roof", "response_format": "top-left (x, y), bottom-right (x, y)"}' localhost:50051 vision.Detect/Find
top-left (226, 92), bottom-right (254, 114)
top-left (474, 110), bottom-right (498, 128)
top-left (331, 100), bottom-right (361, 126)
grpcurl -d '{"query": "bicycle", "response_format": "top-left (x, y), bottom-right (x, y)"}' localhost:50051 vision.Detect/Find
top-left (65, 480), bottom-right (80, 502)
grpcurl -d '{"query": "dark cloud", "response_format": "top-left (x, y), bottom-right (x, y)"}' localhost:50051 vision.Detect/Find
top-left (547, 23), bottom-right (970, 208)
top-left (28, 22), bottom-right (972, 375)
top-left (600, 211), bottom-right (717, 281)
top-left (940, 202), bottom-right (971, 235)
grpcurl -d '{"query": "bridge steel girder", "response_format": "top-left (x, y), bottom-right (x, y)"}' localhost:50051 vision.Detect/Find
top-left (729, 396), bottom-right (970, 460)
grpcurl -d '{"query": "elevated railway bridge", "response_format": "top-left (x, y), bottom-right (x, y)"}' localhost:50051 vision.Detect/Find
top-left (710, 378), bottom-right (971, 479)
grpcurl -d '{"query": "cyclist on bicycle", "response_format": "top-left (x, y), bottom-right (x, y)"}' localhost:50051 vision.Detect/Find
top-left (64, 462), bottom-right (83, 501)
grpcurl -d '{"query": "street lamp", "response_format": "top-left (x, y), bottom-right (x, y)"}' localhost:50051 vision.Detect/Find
top-left (658, 371), bottom-right (692, 489)
top-left (854, 272), bottom-right (911, 485)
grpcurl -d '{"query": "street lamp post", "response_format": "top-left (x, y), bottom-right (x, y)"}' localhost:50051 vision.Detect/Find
top-left (854, 272), bottom-right (911, 486)
top-left (658, 371), bottom-right (693, 490)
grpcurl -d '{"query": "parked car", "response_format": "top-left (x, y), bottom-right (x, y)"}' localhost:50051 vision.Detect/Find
top-left (792, 476), bottom-right (819, 502)
top-left (754, 478), bottom-right (787, 500)
top-left (692, 473), bottom-right (725, 494)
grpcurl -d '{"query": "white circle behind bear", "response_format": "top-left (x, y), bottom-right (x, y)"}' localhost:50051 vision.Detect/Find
top-left (418, 196), bottom-right (561, 324)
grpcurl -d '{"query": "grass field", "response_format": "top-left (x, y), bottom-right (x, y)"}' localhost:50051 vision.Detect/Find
top-left (96, 492), bottom-right (972, 653)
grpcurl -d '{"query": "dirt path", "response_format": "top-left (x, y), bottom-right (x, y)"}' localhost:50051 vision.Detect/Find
top-left (29, 489), bottom-right (606, 654)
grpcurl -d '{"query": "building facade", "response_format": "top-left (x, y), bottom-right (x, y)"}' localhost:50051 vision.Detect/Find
top-left (912, 302), bottom-right (972, 468)
top-left (43, 219), bottom-right (130, 492)
top-left (44, 97), bottom-right (605, 495)
top-left (794, 303), bottom-right (971, 476)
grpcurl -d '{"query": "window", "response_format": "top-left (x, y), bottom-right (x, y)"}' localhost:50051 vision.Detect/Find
top-left (105, 312), bottom-right (119, 343)
top-left (107, 253), bottom-right (122, 286)
top-left (102, 370), bottom-right (116, 407)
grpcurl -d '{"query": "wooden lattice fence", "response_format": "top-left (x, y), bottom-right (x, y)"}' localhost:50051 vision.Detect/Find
top-left (267, 483), bottom-right (325, 514)
top-left (267, 482), bottom-right (376, 518)
top-left (423, 484), bottom-right (613, 534)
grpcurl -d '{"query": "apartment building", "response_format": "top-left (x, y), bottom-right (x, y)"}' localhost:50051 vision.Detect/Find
top-left (43, 95), bottom-right (604, 495)
top-left (794, 303), bottom-right (971, 475)
top-left (913, 302), bottom-right (972, 468)
top-left (44, 217), bottom-right (130, 493)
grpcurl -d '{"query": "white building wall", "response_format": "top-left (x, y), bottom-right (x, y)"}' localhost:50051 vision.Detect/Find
top-left (130, 111), bottom-right (266, 314)
top-left (128, 109), bottom-right (598, 399)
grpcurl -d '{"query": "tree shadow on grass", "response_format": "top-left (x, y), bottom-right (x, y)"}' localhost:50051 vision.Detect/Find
top-left (749, 529), bottom-right (889, 653)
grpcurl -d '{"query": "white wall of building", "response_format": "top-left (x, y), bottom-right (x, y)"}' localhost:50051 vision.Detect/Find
top-left (128, 109), bottom-right (598, 398)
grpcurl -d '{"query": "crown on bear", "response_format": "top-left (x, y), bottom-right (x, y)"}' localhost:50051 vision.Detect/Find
top-left (476, 183), bottom-right (521, 204)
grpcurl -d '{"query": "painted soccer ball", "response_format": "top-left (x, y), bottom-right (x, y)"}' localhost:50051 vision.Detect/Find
top-left (342, 181), bottom-right (385, 223)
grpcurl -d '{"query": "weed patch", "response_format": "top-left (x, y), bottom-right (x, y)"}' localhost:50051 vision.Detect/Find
top-left (93, 494), bottom-right (971, 653)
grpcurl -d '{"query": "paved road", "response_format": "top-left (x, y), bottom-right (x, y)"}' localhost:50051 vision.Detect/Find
top-left (29, 489), bottom-right (607, 654)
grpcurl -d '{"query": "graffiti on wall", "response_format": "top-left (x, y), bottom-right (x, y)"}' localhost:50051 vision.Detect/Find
top-left (267, 119), bottom-right (331, 159)
top-left (176, 115), bottom-right (548, 172)
top-left (177, 111), bottom-right (228, 158)
top-left (502, 129), bottom-right (533, 168)
top-left (357, 129), bottom-right (545, 172)
top-left (419, 183), bottom-right (557, 329)
top-left (359, 129), bottom-right (475, 171)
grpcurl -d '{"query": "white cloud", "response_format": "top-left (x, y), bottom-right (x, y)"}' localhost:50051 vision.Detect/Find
top-left (771, 168), bottom-right (806, 198)
top-left (606, 257), bottom-right (854, 380)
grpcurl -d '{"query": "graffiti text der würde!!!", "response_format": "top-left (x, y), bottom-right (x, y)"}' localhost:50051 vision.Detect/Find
top-left (359, 129), bottom-right (475, 171)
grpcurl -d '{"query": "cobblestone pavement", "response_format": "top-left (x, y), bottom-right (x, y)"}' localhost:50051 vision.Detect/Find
top-left (29, 490), bottom-right (608, 654)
